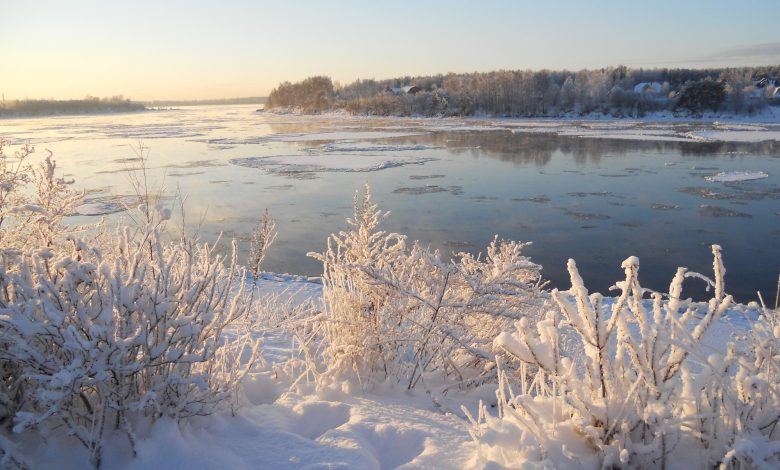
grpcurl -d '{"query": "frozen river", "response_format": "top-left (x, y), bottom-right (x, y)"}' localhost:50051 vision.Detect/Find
top-left (3, 105), bottom-right (780, 302)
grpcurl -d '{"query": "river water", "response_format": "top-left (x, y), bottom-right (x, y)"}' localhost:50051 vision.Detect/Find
top-left (2, 105), bottom-right (779, 302)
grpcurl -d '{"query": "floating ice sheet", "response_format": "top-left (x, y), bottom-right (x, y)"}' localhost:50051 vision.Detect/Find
top-left (317, 142), bottom-right (436, 152)
top-left (229, 154), bottom-right (435, 173)
top-left (693, 130), bottom-right (780, 142)
top-left (274, 131), bottom-right (425, 142)
top-left (705, 171), bottom-right (769, 182)
top-left (74, 200), bottom-right (127, 216)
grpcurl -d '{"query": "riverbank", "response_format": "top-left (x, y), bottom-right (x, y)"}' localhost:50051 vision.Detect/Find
top-left (0, 98), bottom-right (145, 118)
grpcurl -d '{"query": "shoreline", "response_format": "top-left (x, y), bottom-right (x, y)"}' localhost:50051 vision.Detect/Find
top-left (0, 107), bottom-right (149, 120)
top-left (265, 104), bottom-right (780, 124)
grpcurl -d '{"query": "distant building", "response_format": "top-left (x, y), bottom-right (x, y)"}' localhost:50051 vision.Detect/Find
top-left (389, 85), bottom-right (421, 95)
top-left (749, 78), bottom-right (779, 100)
top-left (753, 77), bottom-right (778, 88)
top-left (747, 78), bottom-right (779, 99)
top-left (633, 82), bottom-right (663, 95)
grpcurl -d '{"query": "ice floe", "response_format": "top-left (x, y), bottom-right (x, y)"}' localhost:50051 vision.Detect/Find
top-left (274, 131), bottom-right (424, 142)
top-left (316, 142), bottom-right (436, 152)
top-left (692, 130), bottom-right (780, 142)
top-left (705, 171), bottom-right (769, 182)
top-left (74, 200), bottom-right (127, 216)
top-left (501, 120), bottom-right (780, 143)
top-left (229, 154), bottom-right (435, 173)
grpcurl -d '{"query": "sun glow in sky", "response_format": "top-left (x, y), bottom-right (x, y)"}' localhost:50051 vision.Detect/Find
top-left (2, 0), bottom-right (778, 101)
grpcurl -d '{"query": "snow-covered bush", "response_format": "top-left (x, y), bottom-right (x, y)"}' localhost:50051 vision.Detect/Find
top-left (0, 143), bottom-right (259, 468)
top-left (307, 184), bottom-right (407, 387)
top-left (719, 291), bottom-right (780, 469)
top-left (248, 208), bottom-right (277, 278)
top-left (309, 185), bottom-right (544, 392)
top-left (0, 142), bottom-right (32, 238)
top-left (0, 142), bottom-right (88, 428)
top-left (468, 246), bottom-right (780, 469)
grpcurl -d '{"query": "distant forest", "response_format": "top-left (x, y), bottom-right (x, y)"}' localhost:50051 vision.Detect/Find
top-left (266, 65), bottom-right (780, 117)
top-left (0, 96), bottom-right (145, 118)
top-left (143, 96), bottom-right (266, 107)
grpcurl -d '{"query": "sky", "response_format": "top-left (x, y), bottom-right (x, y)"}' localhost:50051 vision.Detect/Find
top-left (2, 0), bottom-right (779, 101)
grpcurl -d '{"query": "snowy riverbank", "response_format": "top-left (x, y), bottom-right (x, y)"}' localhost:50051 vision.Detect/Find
top-left (23, 270), bottom-right (768, 469)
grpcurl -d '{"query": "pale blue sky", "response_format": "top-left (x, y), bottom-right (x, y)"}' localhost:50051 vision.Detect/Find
top-left (2, 0), bottom-right (778, 100)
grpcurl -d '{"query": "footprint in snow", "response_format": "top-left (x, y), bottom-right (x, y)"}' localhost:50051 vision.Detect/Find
top-left (289, 401), bottom-right (352, 440)
top-left (322, 422), bottom-right (427, 470)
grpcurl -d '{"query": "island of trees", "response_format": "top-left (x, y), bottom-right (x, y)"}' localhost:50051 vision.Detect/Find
top-left (0, 95), bottom-right (145, 118)
top-left (266, 65), bottom-right (780, 117)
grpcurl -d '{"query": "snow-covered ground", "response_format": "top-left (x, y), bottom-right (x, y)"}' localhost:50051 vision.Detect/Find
top-left (5, 108), bottom-right (779, 468)
top-left (23, 275), bottom-right (481, 469)
top-left (22, 272), bottom-right (760, 469)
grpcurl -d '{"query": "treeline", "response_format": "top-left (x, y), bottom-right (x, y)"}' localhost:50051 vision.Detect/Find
top-left (266, 65), bottom-right (780, 117)
top-left (144, 96), bottom-right (266, 107)
top-left (0, 95), bottom-right (145, 117)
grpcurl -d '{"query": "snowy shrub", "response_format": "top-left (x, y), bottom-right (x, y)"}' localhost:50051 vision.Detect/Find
top-left (0, 142), bottom-right (32, 237)
top-left (0, 142), bottom-right (92, 254)
top-left (248, 208), bottom-right (277, 278)
top-left (719, 291), bottom-right (780, 469)
top-left (0, 142), bottom-right (89, 427)
top-left (0, 143), bottom-right (259, 468)
top-left (467, 245), bottom-right (780, 469)
top-left (308, 184), bottom-right (544, 392)
top-left (307, 184), bottom-right (407, 386)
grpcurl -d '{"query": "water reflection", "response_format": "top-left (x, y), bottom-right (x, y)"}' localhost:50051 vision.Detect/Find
top-left (406, 131), bottom-right (780, 165)
top-left (267, 117), bottom-right (780, 167)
